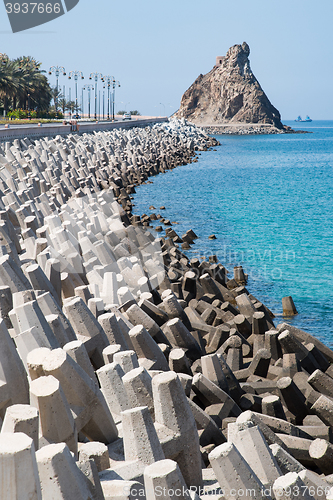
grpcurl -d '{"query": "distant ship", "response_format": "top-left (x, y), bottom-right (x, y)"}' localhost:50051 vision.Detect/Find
top-left (295, 115), bottom-right (312, 122)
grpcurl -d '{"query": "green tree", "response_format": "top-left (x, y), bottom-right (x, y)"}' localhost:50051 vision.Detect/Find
top-left (0, 54), bottom-right (52, 116)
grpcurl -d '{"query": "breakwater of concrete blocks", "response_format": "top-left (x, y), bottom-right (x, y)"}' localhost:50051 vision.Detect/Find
top-left (0, 118), bottom-right (332, 499)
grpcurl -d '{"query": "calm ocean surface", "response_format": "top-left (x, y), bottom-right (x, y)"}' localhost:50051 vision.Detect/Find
top-left (132, 120), bottom-right (333, 346)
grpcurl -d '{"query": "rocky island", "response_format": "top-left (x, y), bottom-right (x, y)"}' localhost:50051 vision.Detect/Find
top-left (175, 42), bottom-right (295, 135)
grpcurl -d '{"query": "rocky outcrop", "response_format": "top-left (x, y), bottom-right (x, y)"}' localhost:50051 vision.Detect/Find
top-left (175, 42), bottom-right (283, 129)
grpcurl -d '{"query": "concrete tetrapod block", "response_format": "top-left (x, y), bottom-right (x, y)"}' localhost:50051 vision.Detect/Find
top-left (208, 442), bottom-right (270, 500)
top-left (100, 479), bottom-right (145, 500)
top-left (101, 271), bottom-right (119, 306)
top-left (76, 457), bottom-right (105, 500)
top-left (75, 284), bottom-right (92, 305)
top-left (169, 348), bottom-right (192, 376)
top-left (46, 313), bottom-right (74, 348)
top-left (152, 371), bottom-right (202, 489)
top-left (162, 292), bottom-right (191, 330)
top-left (0, 285), bottom-right (13, 329)
top-left (42, 348), bottom-right (118, 444)
top-left (128, 324), bottom-right (170, 371)
top-left (103, 406), bottom-right (165, 483)
top-left (14, 324), bottom-right (59, 373)
top-left (276, 434), bottom-right (315, 468)
top-left (103, 344), bottom-right (123, 364)
top-left (187, 397), bottom-right (226, 447)
top-left (165, 318), bottom-right (201, 359)
top-left (308, 438), bottom-right (333, 475)
top-left (123, 405), bottom-right (165, 465)
top-left (278, 330), bottom-right (319, 374)
top-left (310, 395), bottom-right (333, 427)
top-left (138, 297), bottom-right (169, 327)
top-left (98, 312), bottom-right (130, 350)
top-left (262, 394), bottom-right (286, 420)
top-left (216, 352), bottom-right (244, 403)
top-left (10, 299), bottom-right (60, 348)
top-left (298, 469), bottom-right (332, 500)
top-left (230, 423), bottom-right (281, 488)
top-left (113, 350), bottom-right (140, 374)
top-left (63, 296), bottom-right (109, 369)
top-left (277, 376), bottom-right (308, 424)
top-left (0, 432), bottom-right (42, 500)
top-left (192, 373), bottom-right (241, 418)
top-left (0, 253), bottom-right (31, 293)
top-left (126, 303), bottom-right (167, 344)
top-left (249, 412), bottom-right (296, 437)
top-left (44, 257), bottom-right (62, 305)
top-left (79, 441), bottom-right (110, 472)
top-left (277, 322), bottom-right (333, 364)
top-left (1, 404), bottom-right (39, 451)
top-left (64, 339), bottom-right (98, 384)
top-left (236, 411), bottom-right (289, 451)
top-left (29, 374), bottom-right (78, 456)
top-left (308, 369), bottom-right (333, 399)
top-left (26, 347), bottom-right (51, 380)
top-left (36, 442), bottom-right (92, 500)
top-left (96, 361), bottom-right (130, 421)
top-left (25, 263), bottom-right (61, 307)
top-left (36, 290), bottom-right (77, 343)
top-left (265, 329), bottom-right (282, 362)
top-left (201, 353), bottom-right (228, 393)
top-left (123, 366), bottom-right (154, 417)
top-left (269, 444), bottom-right (305, 475)
top-left (144, 459), bottom-right (192, 500)
top-left (273, 472), bottom-right (315, 500)
top-left (0, 319), bottom-right (29, 418)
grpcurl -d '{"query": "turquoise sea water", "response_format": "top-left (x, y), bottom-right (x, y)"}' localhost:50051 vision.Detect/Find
top-left (132, 121), bottom-right (333, 347)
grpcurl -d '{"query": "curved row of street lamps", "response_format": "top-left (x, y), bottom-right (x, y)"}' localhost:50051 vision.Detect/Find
top-left (48, 66), bottom-right (120, 120)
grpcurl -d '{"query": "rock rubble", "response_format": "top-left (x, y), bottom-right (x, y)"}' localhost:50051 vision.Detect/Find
top-left (0, 119), bottom-right (331, 499)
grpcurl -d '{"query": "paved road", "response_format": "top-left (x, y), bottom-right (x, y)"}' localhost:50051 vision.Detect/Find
top-left (0, 119), bottom-right (125, 130)
top-left (0, 116), bottom-right (162, 130)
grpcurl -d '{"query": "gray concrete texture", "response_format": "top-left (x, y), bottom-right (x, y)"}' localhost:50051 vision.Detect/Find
top-left (0, 119), bottom-right (332, 497)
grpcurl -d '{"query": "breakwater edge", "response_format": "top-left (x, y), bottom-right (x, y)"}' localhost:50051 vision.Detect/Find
top-left (0, 119), bottom-right (333, 496)
top-left (132, 119), bottom-right (333, 347)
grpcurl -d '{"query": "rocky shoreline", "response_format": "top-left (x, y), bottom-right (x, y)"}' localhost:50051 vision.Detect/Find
top-left (0, 119), bottom-right (331, 499)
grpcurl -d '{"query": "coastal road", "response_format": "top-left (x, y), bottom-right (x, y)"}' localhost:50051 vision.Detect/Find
top-left (0, 116), bottom-right (158, 130)
top-left (0, 116), bottom-right (168, 141)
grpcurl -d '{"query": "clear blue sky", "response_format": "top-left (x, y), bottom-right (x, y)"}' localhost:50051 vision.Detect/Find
top-left (1, 0), bottom-right (332, 119)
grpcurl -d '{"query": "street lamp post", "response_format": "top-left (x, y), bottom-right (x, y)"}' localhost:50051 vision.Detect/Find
top-left (112, 79), bottom-right (121, 121)
top-left (89, 72), bottom-right (103, 120)
top-left (83, 85), bottom-right (94, 119)
top-left (27, 93), bottom-right (31, 120)
top-left (68, 70), bottom-right (84, 120)
top-left (48, 65), bottom-right (66, 117)
top-left (102, 75), bottom-right (114, 121)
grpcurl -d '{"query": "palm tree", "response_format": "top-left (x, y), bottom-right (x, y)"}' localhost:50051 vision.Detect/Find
top-left (0, 53), bottom-right (20, 114)
top-left (0, 54), bottom-right (52, 116)
top-left (51, 86), bottom-right (63, 114)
